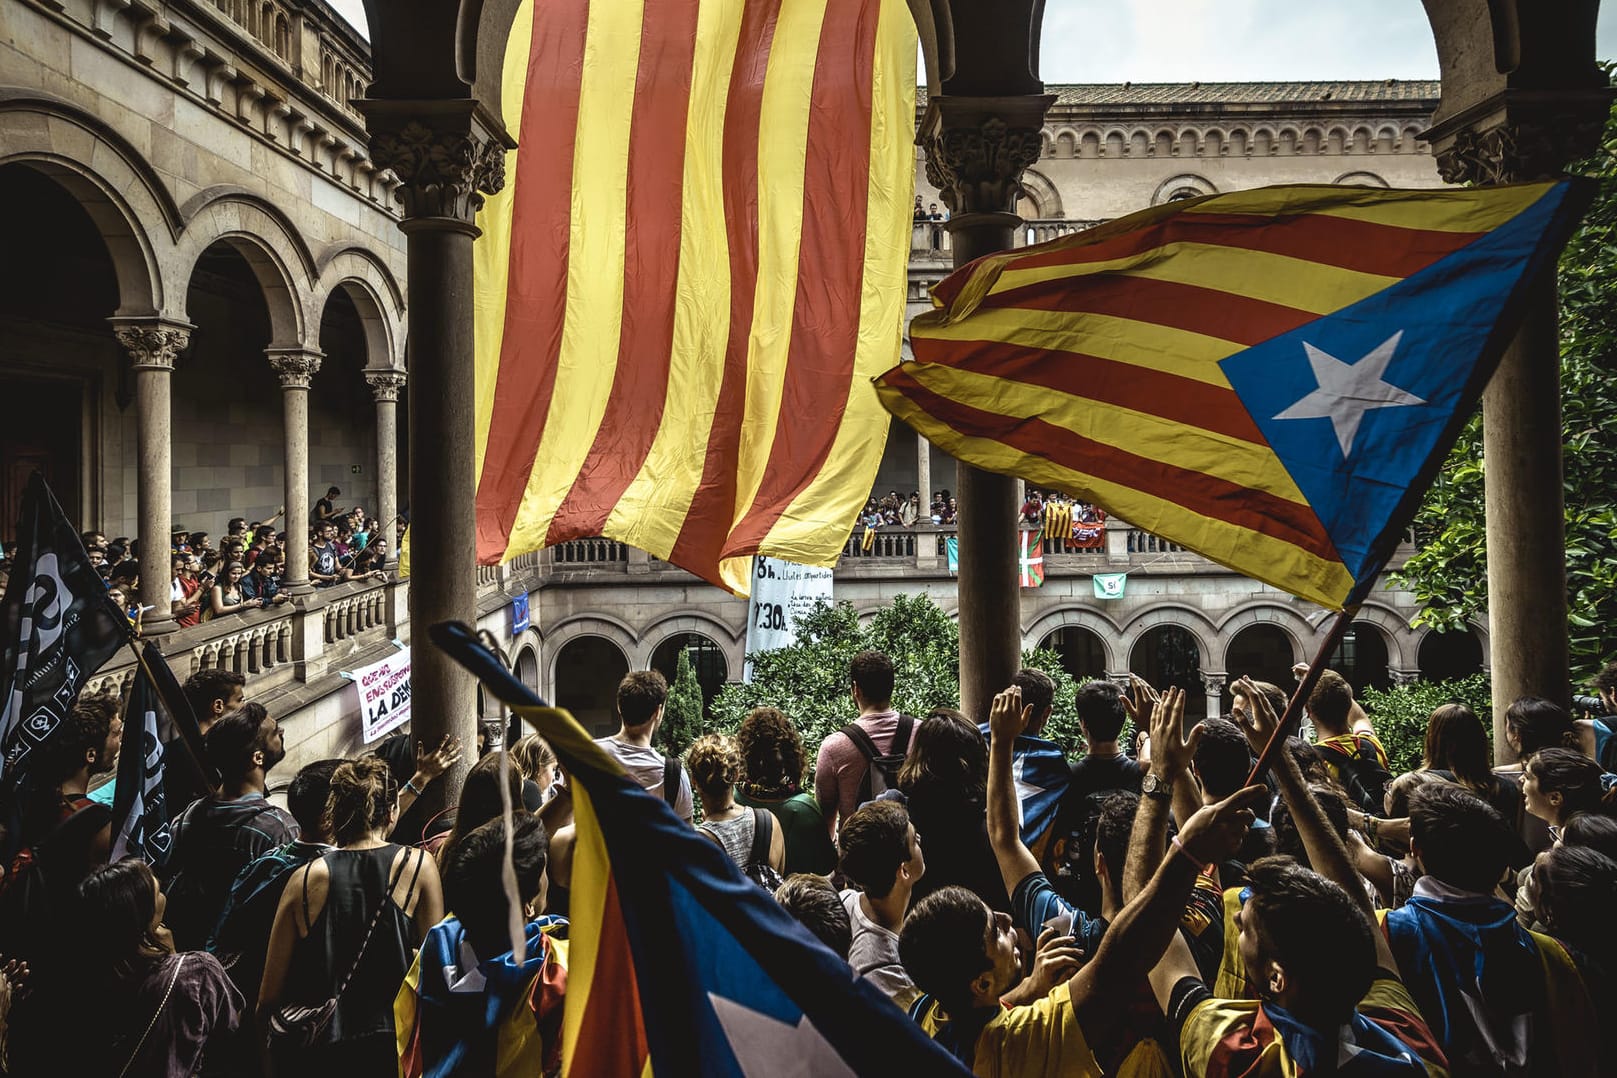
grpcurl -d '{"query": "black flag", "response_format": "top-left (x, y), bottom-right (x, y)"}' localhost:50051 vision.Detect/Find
top-left (0, 473), bottom-right (128, 780)
top-left (110, 641), bottom-right (216, 865)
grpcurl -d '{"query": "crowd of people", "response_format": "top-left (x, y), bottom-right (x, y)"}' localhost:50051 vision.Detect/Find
top-left (856, 487), bottom-right (1102, 532)
top-left (2, 641), bottom-right (1614, 1075)
top-left (59, 486), bottom-right (398, 635)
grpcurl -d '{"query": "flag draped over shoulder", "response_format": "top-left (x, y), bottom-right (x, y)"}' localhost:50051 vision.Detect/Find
top-left (473, 0), bottom-right (917, 596)
top-left (0, 473), bottom-right (127, 781)
top-left (110, 641), bottom-right (216, 864)
top-left (431, 625), bottom-right (970, 1077)
top-left (878, 182), bottom-right (1592, 609)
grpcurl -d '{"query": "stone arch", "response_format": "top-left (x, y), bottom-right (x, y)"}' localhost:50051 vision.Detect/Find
top-left (1325, 126), bottom-right (1349, 154)
top-left (176, 188), bottom-right (319, 345)
top-left (641, 608), bottom-right (743, 673)
top-left (540, 613), bottom-right (639, 696)
top-left (1178, 129), bottom-right (1199, 157)
top-left (1120, 603), bottom-right (1218, 668)
top-left (1351, 126), bottom-right (1374, 153)
top-left (1376, 125), bottom-right (1400, 153)
top-left (1276, 127), bottom-right (1301, 155)
top-left (1214, 602), bottom-right (1311, 665)
top-left (1251, 127), bottom-right (1275, 156)
top-left (0, 92), bottom-right (179, 316)
top-left (1102, 128), bottom-right (1127, 157)
top-left (1054, 129), bottom-right (1077, 158)
top-left (1152, 172), bottom-right (1216, 205)
top-left (550, 634), bottom-right (632, 736)
top-left (1401, 125), bottom-right (1424, 152)
top-left (1079, 131), bottom-right (1101, 159)
top-left (1303, 126), bottom-right (1324, 153)
top-left (1152, 128), bottom-right (1175, 157)
top-left (1345, 602), bottom-right (1414, 670)
top-left (1022, 606), bottom-right (1121, 669)
top-left (1017, 167), bottom-right (1062, 218)
top-left (1129, 130), bottom-right (1150, 157)
top-left (1227, 128), bottom-right (1248, 156)
top-left (314, 247), bottom-right (406, 369)
top-left (1334, 170), bottom-right (1390, 188)
top-left (1202, 128), bottom-right (1225, 156)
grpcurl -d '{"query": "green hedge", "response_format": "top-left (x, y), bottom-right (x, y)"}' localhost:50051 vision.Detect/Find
top-left (1357, 674), bottom-right (1494, 775)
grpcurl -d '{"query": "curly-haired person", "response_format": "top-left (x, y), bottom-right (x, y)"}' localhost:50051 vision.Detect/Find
top-left (735, 708), bottom-right (837, 875)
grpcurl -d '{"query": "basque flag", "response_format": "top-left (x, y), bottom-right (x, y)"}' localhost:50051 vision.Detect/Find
top-left (0, 473), bottom-right (127, 781)
top-left (431, 622), bottom-right (970, 1077)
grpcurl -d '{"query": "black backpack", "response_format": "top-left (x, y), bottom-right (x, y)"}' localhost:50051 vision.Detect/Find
top-left (841, 715), bottom-right (915, 807)
top-left (1318, 735), bottom-right (1394, 817)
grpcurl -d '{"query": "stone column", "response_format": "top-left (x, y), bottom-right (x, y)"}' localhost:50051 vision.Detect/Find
top-left (267, 348), bottom-right (322, 594)
top-left (915, 428), bottom-right (931, 510)
top-left (111, 318), bottom-right (192, 635)
top-left (920, 95), bottom-right (1053, 721)
top-left (1426, 101), bottom-right (1606, 757)
top-left (1201, 672), bottom-right (1227, 721)
top-left (364, 369), bottom-right (406, 564)
top-left (359, 100), bottom-right (508, 802)
top-left (1389, 669), bottom-right (1422, 687)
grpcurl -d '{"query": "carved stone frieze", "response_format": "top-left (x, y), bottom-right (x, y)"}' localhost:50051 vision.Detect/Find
top-left (268, 348), bottom-right (324, 389)
top-left (112, 321), bottom-right (192, 371)
top-left (364, 369), bottom-right (408, 402)
top-left (1435, 122), bottom-right (1598, 185)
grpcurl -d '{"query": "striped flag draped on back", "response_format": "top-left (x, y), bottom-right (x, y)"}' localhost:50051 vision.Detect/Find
top-left (473, 0), bottom-right (916, 595)
top-left (879, 182), bottom-right (1589, 609)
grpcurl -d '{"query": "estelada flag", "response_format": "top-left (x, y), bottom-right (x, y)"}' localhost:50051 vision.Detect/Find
top-left (472, 0), bottom-right (917, 596)
top-left (430, 623), bottom-right (970, 1077)
top-left (877, 182), bottom-right (1591, 610)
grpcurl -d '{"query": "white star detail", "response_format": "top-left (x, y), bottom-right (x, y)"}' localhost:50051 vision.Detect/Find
top-left (1272, 330), bottom-right (1426, 457)
top-left (1012, 755), bottom-right (1046, 829)
top-left (708, 993), bottom-right (856, 1077)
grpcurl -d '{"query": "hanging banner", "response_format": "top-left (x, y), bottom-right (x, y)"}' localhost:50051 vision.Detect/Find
top-left (744, 557), bottom-right (834, 682)
top-left (1093, 573), bottom-right (1127, 600)
top-left (346, 647), bottom-right (413, 742)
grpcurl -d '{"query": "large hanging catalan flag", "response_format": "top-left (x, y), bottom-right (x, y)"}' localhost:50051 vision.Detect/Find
top-left (877, 182), bottom-right (1590, 609)
top-left (430, 622), bottom-right (971, 1077)
top-left (472, 0), bottom-right (917, 596)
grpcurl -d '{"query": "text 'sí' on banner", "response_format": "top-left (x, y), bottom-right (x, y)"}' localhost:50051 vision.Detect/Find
top-left (744, 557), bottom-right (834, 682)
top-left (344, 647), bottom-right (412, 743)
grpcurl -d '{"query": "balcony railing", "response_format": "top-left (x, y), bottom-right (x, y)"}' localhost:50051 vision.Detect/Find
top-left (911, 219), bottom-right (1107, 261)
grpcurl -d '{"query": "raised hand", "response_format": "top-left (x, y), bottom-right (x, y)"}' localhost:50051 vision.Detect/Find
top-left (1021, 926), bottom-right (1085, 998)
top-left (1176, 784), bottom-right (1267, 865)
top-left (1122, 673), bottom-right (1160, 727)
top-left (414, 734), bottom-right (464, 784)
top-left (1230, 675), bottom-right (1281, 757)
top-left (1147, 686), bottom-right (1200, 783)
top-left (989, 685), bottom-right (1032, 744)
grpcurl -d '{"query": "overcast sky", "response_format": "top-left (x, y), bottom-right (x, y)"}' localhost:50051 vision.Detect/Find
top-left (326, 0), bottom-right (1617, 83)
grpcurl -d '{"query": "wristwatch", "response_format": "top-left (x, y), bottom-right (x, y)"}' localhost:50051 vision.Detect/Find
top-left (1140, 773), bottom-right (1173, 801)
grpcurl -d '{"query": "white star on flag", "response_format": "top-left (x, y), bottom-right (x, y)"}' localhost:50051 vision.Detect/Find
top-left (708, 993), bottom-right (855, 1077)
top-left (1011, 754), bottom-right (1047, 828)
top-left (1273, 330), bottom-right (1425, 457)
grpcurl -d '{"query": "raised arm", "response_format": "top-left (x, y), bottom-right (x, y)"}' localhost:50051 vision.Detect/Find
top-left (1123, 688), bottom-right (1202, 903)
top-left (987, 686), bottom-right (1042, 894)
top-left (1232, 676), bottom-right (1396, 971)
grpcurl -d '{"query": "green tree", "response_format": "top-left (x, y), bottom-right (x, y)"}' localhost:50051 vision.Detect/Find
top-left (1394, 91), bottom-right (1617, 681)
top-left (660, 647), bottom-right (704, 758)
top-left (1358, 674), bottom-right (1493, 775)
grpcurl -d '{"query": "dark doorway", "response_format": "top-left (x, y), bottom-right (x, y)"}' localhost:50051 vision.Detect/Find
top-left (0, 376), bottom-right (82, 540)
top-left (1131, 625), bottom-right (1205, 720)
top-left (1419, 628), bottom-right (1484, 683)
top-left (554, 636), bottom-right (630, 737)
top-left (1331, 623), bottom-right (1392, 695)
top-left (1039, 625), bottom-right (1108, 683)
top-left (650, 632), bottom-right (729, 718)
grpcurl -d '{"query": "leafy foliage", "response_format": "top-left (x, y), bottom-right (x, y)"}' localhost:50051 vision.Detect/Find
top-left (706, 593), bottom-right (1103, 779)
top-left (660, 647), bottom-right (704, 759)
top-left (1357, 674), bottom-right (1493, 775)
top-left (1394, 90), bottom-right (1617, 681)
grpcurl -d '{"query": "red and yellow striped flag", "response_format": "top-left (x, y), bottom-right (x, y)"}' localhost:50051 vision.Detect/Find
top-left (472, 0), bottom-right (917, 595)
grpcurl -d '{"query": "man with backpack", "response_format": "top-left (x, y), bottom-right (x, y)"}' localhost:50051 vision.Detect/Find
top-left (594, 670), bottom-right (693, 823)
top-left (814, 650), bottom-right (916, 840)
top-left (1307, 669), bottom-right (1393, 817)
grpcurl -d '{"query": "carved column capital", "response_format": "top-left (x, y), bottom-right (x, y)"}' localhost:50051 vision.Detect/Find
top-left (358, 99), bottom-right (511, 223)
top-left (919, 95), bottom-right (1055, 216)
top-left (1388, 669), bottom-right (1423, 687)
top-left (267, 347), bottom-right (323, 389)
top-left (364, 369), bottom-right (407, 402)
top-left (1425, 90), bottom-right (1611, 185)
top-left (1200, 672), bottom-right (1228, 696)
top-left (111, 318), bottom-right (193, 371)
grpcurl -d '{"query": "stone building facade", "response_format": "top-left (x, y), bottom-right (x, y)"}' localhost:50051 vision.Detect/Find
top-left (0, 0), bottom-right (1487, 771)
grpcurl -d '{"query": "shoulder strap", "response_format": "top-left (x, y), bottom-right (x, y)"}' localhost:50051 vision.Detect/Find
top-left (299, 862), bottom-right (316, 934)
top-left (840, 723), bottom-right (881, 762)
top-left (402, 846), bottom-right (426, 905)
top-left (663, 755), bottom-right (681, 805)
top-left (893, 714), bottom-right (915, 754)
top-left (748, 807), bottom-right (772, 866)
top-left (118, 955), bottom-right (186, 1078)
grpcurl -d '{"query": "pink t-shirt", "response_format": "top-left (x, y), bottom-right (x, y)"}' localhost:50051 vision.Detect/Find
top-left (814, 710), bottom-right (914, 838)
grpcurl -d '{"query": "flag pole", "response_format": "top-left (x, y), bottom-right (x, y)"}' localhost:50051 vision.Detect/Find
top-left (1245, 605), bottom-right (1360, 785)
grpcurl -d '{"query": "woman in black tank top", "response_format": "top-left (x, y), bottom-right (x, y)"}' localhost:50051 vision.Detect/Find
top-left (259, 758), bottom-right (444, 1072)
